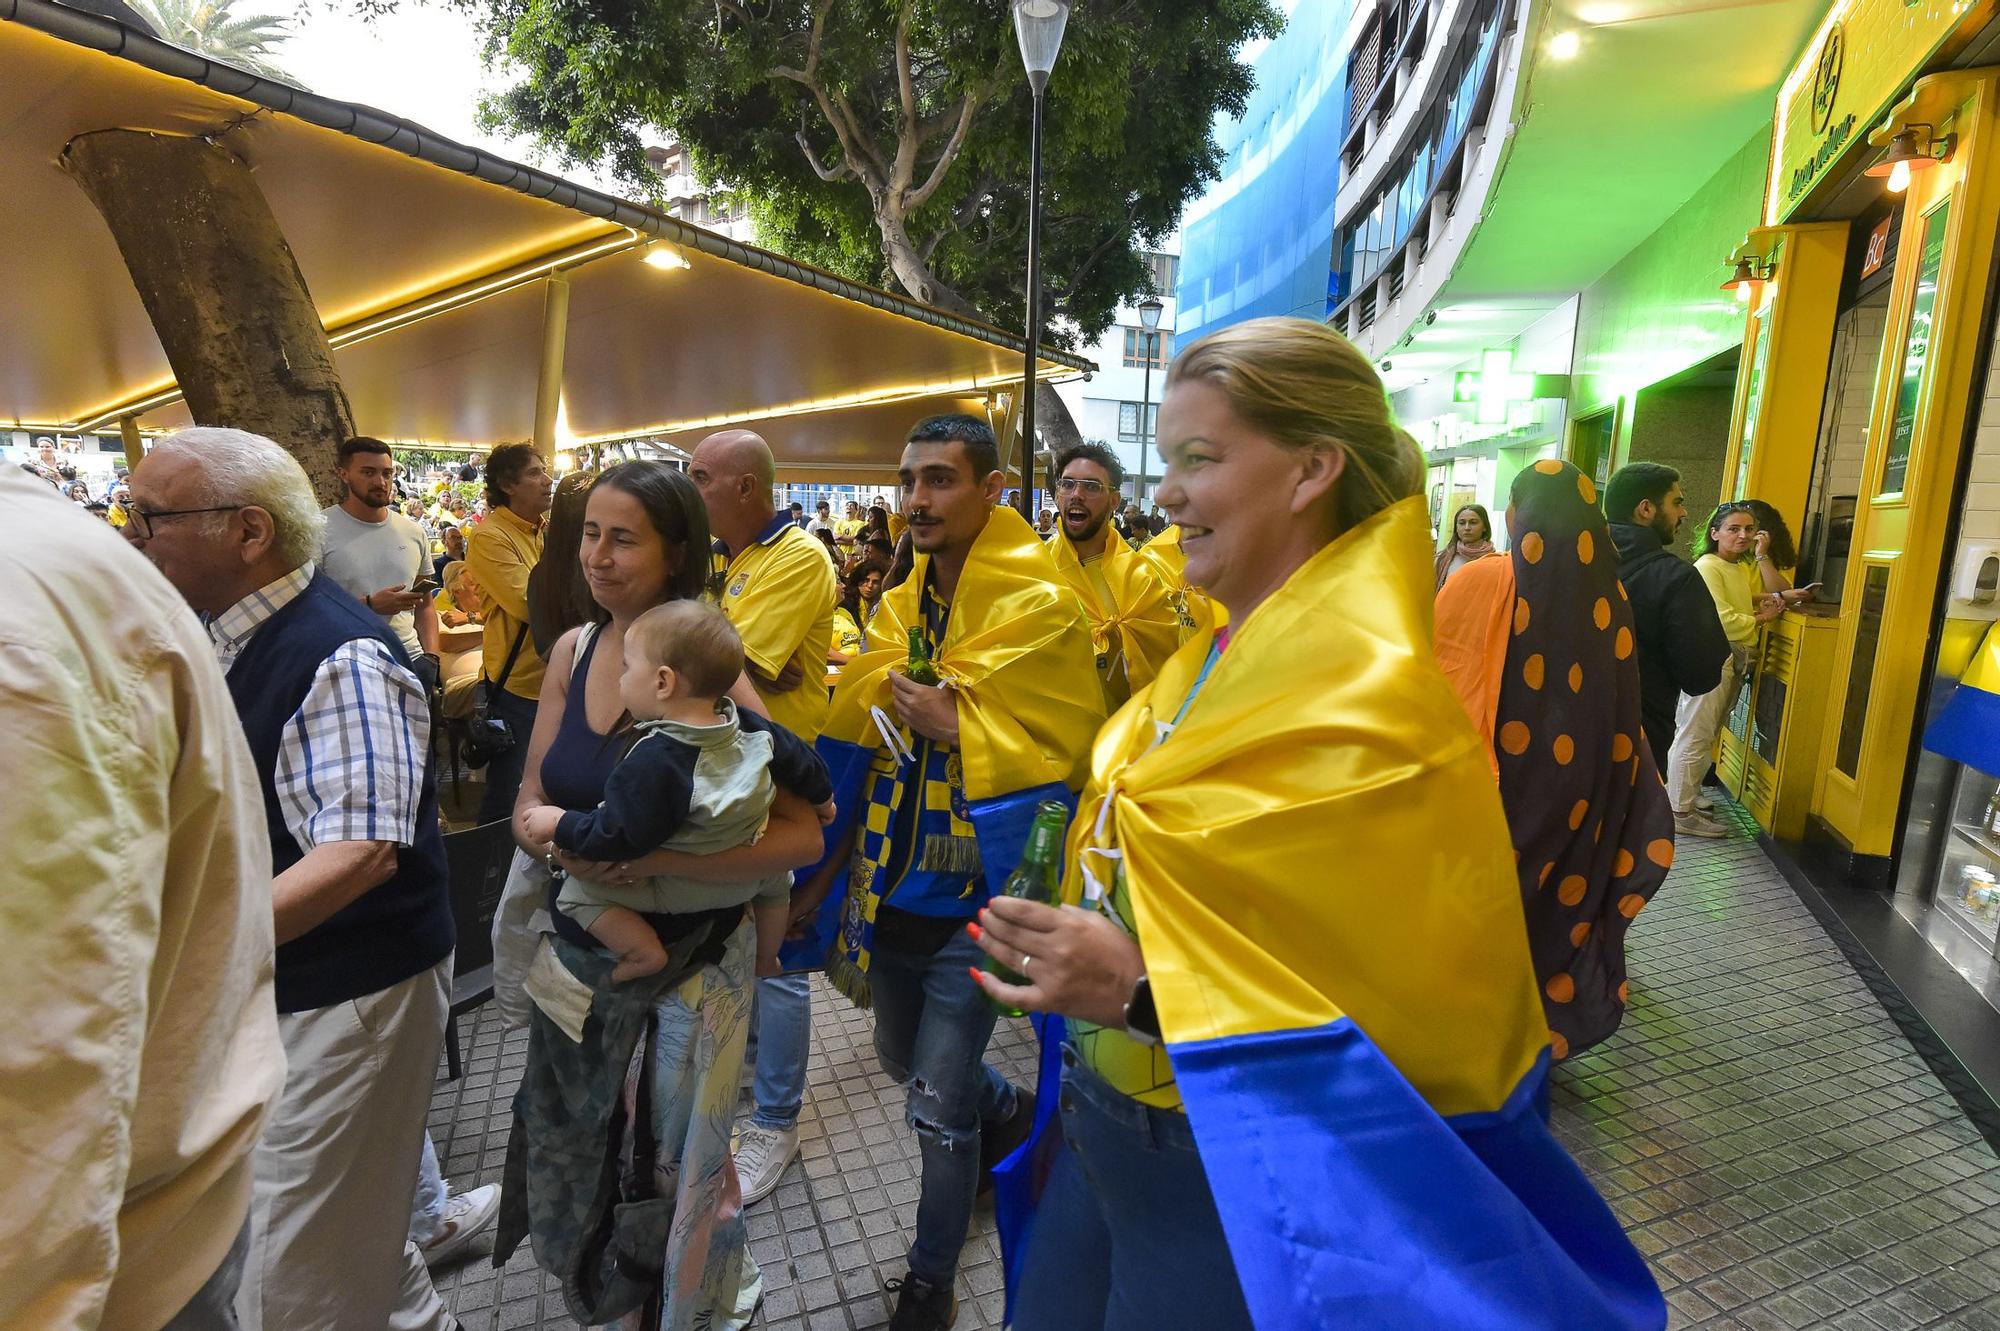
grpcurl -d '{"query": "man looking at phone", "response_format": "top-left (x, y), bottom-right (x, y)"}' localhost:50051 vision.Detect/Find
top-left (322, 436), bottom-right (441, 695)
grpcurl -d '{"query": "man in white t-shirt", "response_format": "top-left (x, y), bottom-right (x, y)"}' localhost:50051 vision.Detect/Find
top-left (320, 437), bottom-right (439, 692)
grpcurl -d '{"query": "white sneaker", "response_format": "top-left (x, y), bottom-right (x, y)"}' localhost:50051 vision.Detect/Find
top-left (1695, 791), bottom-right (1716, 813)
top-left (1674, 810), bottom-right (1730, 840)
top-left (734, 1122), bottom-right (799, 1207)
top-left (420, 1184), bottom-right (501, 1269)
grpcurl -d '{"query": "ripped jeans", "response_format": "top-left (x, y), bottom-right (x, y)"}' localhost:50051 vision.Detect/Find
top-left (869, 925), bottom-right (1019, 1286)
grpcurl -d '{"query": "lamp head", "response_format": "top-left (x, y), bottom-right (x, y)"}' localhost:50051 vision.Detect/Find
top-left (642, 239), bottom-right (691, 271)
top-left (1013, 0), bottom-right (1072, 92)
top-left (1137, 296), bottom-right (1164, 332)
top-left (1865, 125), bottom-right (1953, 192)
top-left (1721, 257), bottom-right (1759, 303)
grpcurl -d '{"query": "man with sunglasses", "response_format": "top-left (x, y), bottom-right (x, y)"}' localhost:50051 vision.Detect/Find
top-left (1046, 442), bottom-right (1179, 711)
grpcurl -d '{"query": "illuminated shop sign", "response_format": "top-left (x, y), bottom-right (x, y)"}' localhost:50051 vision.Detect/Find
top-left (1768, 0), bottom-right (1972, 225)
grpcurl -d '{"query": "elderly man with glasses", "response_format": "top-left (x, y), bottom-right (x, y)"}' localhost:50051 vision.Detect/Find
top-left (123, 428), bottom-right (460, 1331)
top-left (1045, 441), bottom-right (1179, 711)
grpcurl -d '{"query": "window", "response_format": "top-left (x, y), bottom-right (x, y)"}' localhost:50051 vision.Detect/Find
top-left (1143, 252), bottom-right (1180, 293)
top-left (1118, 402), bottom-right (1160, 443)
top-left (1121, 327), bottom-right (1171, 369)
top-left (1333, 0), bottom-right (1502, 315)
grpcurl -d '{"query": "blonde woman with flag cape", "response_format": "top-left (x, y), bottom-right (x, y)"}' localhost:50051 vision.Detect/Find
top-left (780, 413), bottom-right (1103, 1328)
top-left (971, 319), bottom-right (1665, 1331)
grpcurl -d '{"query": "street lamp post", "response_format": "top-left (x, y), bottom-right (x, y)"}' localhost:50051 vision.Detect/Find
top-left (1011, 0), bottom-right (1071, 520)
top-left (1134, 295), bottom-right (1163, 511)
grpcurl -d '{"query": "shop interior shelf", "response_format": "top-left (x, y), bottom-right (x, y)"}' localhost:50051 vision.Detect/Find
top-left (1949, 822), bottom-right (2000, 864)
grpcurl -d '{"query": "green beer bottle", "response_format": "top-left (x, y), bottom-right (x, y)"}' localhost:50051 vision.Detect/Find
top-left (982, 800), bottom-right (1071, 1016)
top-left (905, 625), bottom-right (941, 686)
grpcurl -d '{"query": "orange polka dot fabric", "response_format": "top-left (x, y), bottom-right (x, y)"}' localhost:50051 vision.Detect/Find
top-left (1488, 460), bottom-right (1673, 1059)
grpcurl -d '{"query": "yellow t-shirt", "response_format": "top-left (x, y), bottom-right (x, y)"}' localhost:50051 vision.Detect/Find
top-left (1695, 553), bottom-right (1761, 648)
top-left (464, 506), bottom-right (547, 700)
top-left (1073, 858), bottom-right (1183, 1110)
top-left (716, 518), bottom-right (837, 740)
top-left (831, 605), bottom-right (866, 659)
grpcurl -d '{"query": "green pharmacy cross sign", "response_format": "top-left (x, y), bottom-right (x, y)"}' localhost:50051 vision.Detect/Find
top-left (1455, 349), bottom-right (1537, 425)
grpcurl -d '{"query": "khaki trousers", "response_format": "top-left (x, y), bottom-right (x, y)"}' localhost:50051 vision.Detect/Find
top-left (1668, 657), bottom-right (1742, 815)
top-left (237, 956), bottom-right (453, 1331)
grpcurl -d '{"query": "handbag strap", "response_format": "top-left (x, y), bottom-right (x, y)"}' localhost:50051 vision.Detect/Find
top-left (487, 622), bottom-right (530, 693)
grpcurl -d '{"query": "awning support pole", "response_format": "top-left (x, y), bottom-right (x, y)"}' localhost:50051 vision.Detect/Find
top-left (118, 416), bottom-right (142, 469)
top-left (534, 273), bottom-right (571, 461)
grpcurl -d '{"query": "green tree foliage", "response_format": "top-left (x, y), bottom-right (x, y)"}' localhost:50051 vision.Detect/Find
top-left (130, 0), bottom-right (298, 83)
top-left (475, 0), bottom-right (1279, 346)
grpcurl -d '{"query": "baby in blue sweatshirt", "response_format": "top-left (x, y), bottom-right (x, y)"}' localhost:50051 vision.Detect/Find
top-left (523, 601), bottom-right (832, 981)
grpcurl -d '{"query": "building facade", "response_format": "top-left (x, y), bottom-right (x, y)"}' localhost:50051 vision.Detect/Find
top-left (1176, 0), bottom-right (1354, 347)
top-left (644, 142), bottom-right (757, 244)
top-left (1326, 0), bottom-right (1820, 541)
top-left (1052, 244), bottom-right (1180, 507)
top-left (1703, 2), bottom-right (2000, 1074)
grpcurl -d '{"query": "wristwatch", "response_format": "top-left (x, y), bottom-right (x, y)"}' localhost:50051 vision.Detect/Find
top-left (1122, 974), bottom-right (1162, 1047)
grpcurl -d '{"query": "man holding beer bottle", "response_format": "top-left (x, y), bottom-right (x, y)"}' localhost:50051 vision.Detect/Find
top-left (788, 414), bottom-right (1102, 1331)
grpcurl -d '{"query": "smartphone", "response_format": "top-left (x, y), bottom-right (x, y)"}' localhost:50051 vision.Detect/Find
top-left (412, 575), bottom-right (441, 595)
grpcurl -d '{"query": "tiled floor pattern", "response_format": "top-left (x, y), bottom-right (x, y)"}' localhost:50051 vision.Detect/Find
top-left (426, 811), bottom-right (2000, 1329)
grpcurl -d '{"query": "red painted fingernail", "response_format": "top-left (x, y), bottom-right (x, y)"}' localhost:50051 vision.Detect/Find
top-left (966, 967), bottom-right (983, 983)
top-left (966, 921), bottom-right (983, 941)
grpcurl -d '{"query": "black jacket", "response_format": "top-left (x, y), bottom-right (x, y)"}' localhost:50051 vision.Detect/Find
top-left (1608, 522), bottom-right (1730, 766)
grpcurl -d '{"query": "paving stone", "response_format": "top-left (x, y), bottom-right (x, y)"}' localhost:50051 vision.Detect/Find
top-left (423, 815), bottom-right (2000, 1330)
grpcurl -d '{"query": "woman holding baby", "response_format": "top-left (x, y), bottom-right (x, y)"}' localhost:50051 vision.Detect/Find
top-left (495, 461), bottom-right (827, 1329)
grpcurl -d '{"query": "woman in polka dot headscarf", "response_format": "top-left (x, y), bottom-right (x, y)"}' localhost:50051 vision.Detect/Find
top-left (1434, 457), bottom-right (1675, 1058)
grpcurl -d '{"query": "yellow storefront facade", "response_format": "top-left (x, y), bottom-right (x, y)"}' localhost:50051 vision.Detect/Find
top-left (1723, 0), bottom-right (2000, 1000)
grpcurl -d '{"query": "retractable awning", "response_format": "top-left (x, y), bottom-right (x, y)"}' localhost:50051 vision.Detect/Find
top-left (0, 0), bottom-right (1088, 465)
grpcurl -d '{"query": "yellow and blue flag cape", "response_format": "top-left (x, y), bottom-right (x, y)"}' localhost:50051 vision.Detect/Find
top-left (1924, 618), bottom-right (2000, 776)
top-left (780, 505), bottom-right (1104, 973)
top-left (1132, 522), bottom-right (1224, 645)
top-left (1022, 497), bottom-right (1663, 1328)
top-left (1046, 526), bottom-right (1181, 694)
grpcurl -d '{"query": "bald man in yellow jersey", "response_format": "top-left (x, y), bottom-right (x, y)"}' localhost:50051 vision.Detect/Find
top-left (689, 429), bottom-right (837, 1205)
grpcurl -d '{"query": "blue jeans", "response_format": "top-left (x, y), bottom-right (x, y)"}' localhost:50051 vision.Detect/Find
top-left (1011, 1046), bottom-right (1252, 1331)
top-left (406, 1132), bottom-right (448, 1246)
top-left (476, 687), bottom-right (538, 824)
top-left (869, 928), bottom-right (1018, 1286)
top-left (748, 972), bottom-right (811, 1130)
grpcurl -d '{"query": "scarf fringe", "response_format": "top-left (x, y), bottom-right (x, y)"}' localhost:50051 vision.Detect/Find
top-left (827, 951), bottom-right (873, 1010)
top-left (918, 832), bottom-right (984, 877)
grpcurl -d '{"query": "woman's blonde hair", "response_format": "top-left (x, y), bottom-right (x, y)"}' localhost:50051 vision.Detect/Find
top-left (1165, 317), bottom-right (1424, 534)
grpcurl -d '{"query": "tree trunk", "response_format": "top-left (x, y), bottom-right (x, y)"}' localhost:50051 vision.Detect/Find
top-left (64, 130), bottom-right (356, 505)
top-left (1031, 379), bottom-right (1084, 500)
top-left (875, 203), bottom-right (981, 318)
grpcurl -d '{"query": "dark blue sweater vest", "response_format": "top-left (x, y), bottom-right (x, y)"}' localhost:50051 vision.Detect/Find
top-left (226, 572), bottom-right (454, 1012)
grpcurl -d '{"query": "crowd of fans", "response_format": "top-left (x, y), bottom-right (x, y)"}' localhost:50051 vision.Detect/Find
top-left (7, 316), bottom-right (1697, 1331)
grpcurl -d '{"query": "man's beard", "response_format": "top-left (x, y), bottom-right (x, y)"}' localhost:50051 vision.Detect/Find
top-left (1651, 512), bottom-right (1678, 545)
top-left (1064, 508), bottom-right (1110, 544)
top-left (348, 479), bottom-right (390, 509)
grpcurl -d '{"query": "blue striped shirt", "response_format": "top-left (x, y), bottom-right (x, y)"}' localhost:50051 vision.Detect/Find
top-left (209, 563), bottom-right (429, 849)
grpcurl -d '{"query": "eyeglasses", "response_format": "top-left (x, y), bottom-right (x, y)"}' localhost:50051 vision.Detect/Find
top-left (126, 504), bottom-right (244, 541)
top-left (1054, 478), bottom-right (1109, 496)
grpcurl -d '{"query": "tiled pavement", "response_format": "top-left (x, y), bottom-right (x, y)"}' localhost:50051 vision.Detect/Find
top-left (424, 808), bottom-right (2000, 1330)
